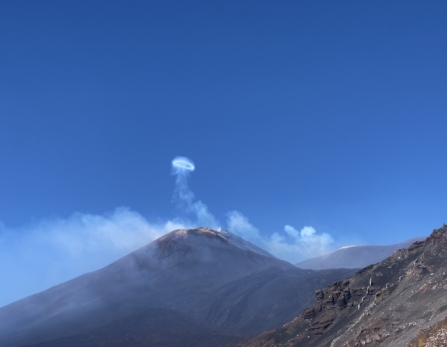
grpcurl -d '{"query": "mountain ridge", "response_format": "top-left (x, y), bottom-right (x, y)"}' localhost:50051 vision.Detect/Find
top-left (244, 224), bottom-right (447, 347)
top-left (295, 237), bottom-right (427, 270)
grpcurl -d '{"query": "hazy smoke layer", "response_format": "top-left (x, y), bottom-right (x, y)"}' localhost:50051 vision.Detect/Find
top-left (0, 208), bottom-right (187, 307)
top-left (171, 156), bottom-right (219, 229)
top-left (226, 211), bottom-right (333, 264)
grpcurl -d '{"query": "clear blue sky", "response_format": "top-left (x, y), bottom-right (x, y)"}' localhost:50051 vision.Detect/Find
top-left (1, 1), bottom-right (447, 268)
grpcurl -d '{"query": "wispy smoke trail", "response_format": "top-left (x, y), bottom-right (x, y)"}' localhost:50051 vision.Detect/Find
top-left (171, 156), bottom-right (219, 229)
top-left (169, 156), bottom-right (333, 262)
top-left (226, 211), bottom-right (333, 264)
top-left (0, 208), bottom-right (187, 308)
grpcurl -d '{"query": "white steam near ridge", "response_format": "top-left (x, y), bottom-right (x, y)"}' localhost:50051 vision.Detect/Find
top-left (170, 156), bottom-right (333, 261)
top-left (226, 211), bottom-right (333, 262)
top-left (0, 156), bottom-right (334, 307)
top-left (0, 208), bottom-right (188, 307)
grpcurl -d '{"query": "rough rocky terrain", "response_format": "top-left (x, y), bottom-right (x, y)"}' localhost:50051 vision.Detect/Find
top-left (244, 225), bottom-right (447, 347)
top-left (405, 315), bottom-right (447, 347)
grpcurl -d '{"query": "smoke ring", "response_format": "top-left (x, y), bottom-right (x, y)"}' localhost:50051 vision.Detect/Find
top-left (172, 157), bottom-right (195, 171)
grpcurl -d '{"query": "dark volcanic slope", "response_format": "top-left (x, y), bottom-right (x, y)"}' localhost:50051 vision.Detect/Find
top-left (21, 308), bottom-right (243, 347)
top-left (196, 267), bottom-right (357, 336)
top-left (295, 237), bottom-right (426, 270)
top-left (244, 225), bottom-right (447, 347)
top-left (0, 228), bottom-right (357, 347)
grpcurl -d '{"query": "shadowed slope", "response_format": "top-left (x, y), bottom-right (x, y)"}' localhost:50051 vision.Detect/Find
top-left (195, 267), bottom-right (357, 335)
top-left (21, 308), bottom-right (244, 347)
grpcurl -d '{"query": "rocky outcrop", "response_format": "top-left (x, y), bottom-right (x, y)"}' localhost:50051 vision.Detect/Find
top-left (406, 316), bottom-right (447, 347)
top-left (244, 224), bottom-right (447, 347)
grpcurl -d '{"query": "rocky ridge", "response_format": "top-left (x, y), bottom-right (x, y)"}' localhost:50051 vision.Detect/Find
top-left (244, 224), bottom-right (447, 347)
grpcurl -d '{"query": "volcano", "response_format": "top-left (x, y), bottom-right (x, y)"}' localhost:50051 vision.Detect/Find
top-left (0, 227), bottom-right (357, 347)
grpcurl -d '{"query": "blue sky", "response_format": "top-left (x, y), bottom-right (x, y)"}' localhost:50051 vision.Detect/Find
top-left (1, 1), bottom-right (447, 306)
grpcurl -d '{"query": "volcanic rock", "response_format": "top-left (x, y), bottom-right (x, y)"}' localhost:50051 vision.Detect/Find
top-left (244, 224), bottom-right (447, 347)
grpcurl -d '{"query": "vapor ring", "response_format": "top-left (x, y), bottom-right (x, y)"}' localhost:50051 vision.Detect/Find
top-left (172, 157), bottom-right (195, 171)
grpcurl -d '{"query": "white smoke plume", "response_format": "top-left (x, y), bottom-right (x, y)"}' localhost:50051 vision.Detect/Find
top-left (0, 156), bottom-right (336, 307)
top-left (0, 208), bottom-right (187, 307)
top-left (169, 159), bottom-right (333, 263)
top-left (226, 210), bottom-right (333, 264)
top-left (171, 156), bottom-right (220, 229)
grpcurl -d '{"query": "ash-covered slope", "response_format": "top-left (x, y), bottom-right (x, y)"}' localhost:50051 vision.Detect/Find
top-left (295, 237), bottom-right (426, 270)
top-left (20, 308), bottom-right (242, 347)
top-left (0, 228), bottom-right (357, 347)
top-left (244, 224), bottom-right (447, 347)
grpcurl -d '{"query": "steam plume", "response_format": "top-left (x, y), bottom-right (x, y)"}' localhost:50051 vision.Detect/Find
top-left (0, 156), bottom-right (336, 307)
top-left (0, 208), bottom-right (186, 307)
top-left (171, 156), bottom-right (219, 229)
top-left (226, 211), bottom-right (333, 264)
